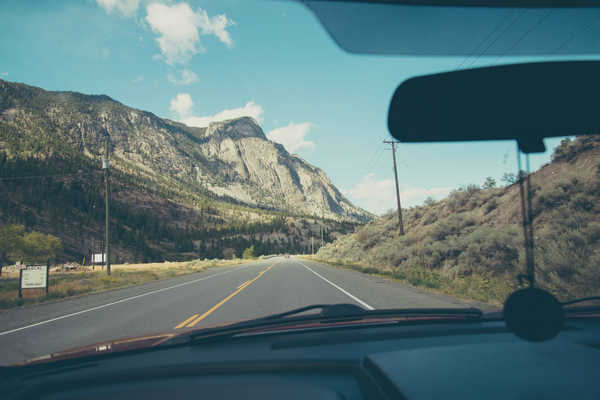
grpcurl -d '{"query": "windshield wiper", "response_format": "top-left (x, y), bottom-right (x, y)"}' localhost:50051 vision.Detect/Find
top-left (256, 303), bottom-right (483, 321)
top-left (164, 304), bottom-right (484, 346)
top-left (257, 303), bottom-right (367, 320)
top-left (561, 296), bottom-right (600, 307)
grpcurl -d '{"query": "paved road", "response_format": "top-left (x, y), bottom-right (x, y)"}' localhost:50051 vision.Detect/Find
top-left (0, 257), bottom-right (484, 365)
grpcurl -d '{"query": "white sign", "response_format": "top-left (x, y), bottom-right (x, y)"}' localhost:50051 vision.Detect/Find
top-left (93, 253), bottom-right (106, 264)
top-left (21, 265), bottom-right (48, 289)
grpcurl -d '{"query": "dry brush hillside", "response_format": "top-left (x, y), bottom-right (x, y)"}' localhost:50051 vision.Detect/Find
top-left (317, 136), bottom-right (600, 304)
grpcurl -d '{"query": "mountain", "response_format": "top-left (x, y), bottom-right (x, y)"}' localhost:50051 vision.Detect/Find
top-left (0, 79), bottom-right (370, 262)
top-left (0, 79), bottom-right (369, 221)
top-left (316, 136), bottom-right (600, 304)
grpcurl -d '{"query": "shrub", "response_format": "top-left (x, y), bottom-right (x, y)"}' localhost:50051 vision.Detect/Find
top-left (432, 214), bottom-right (475, 241)
top-left (569, 192), bottom-right (596, 212)
top-left (242, 245), bottom-right (254, 259)
top-left (447, 185), bottom-right (481, 211)
top-left (465, 184), bottom-right (481, 196)
top-left (484, 198), bottom-right (498, 214)
top-left (447, 189), bottom-right (468, 212)
top-left (356, 228), bottom-right (369, 244)
top-left (482, 177), bottom-right (497, 189)
top-left (424, 196), bottom-right (436, 206)
top-left (584, 221), bottom-right (600, 243)
top-left (551, 138), bottom-right (573, 161)
top-left (501, 172), bottom-right (517, 185)
top-left (422, 212), bottom-right (437, 226)
top-left (457, 227), bottom-right (520, 276)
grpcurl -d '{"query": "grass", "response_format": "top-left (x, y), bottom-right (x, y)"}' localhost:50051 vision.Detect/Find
top-left (313, 136), bottom-right (600, 306)
top-left (301, 255), bottom-right (520, 307)
top-left (0, 258), bottom-right (246, 310)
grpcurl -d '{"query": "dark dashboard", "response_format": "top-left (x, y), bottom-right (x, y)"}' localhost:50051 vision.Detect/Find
top-left (3, 317), bottom-right (600, 399)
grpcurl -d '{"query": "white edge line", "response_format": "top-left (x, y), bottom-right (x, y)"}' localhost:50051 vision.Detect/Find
top-left (0, 264), bottom-right (253, 337)
top-left (295, 260), bottom-right (375, 310)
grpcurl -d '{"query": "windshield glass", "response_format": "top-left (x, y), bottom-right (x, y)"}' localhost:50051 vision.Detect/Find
top-left (0, 0), bottom-right (598, 366)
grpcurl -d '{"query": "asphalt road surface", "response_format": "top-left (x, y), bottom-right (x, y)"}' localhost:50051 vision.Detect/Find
top-left (0, 257), bottom-right (486, 365)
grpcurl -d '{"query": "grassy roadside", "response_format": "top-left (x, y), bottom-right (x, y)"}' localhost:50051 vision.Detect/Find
top-left (301, 255), bottom-right (521, 307)
top-left (0, 258), bottom-right (249, 310)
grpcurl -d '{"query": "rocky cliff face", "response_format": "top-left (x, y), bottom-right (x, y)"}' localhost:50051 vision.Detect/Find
top-left (197, 117), bottom-right (368, 220)
top-left (0, 79), bottom-right (371, 222)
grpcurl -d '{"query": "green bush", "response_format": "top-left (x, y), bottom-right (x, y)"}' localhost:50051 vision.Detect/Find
top-left (242, 245), bottom-right (254, 259)
top-left (457, 227), bottom-right (520, 276)
top-left (482, 177), bottom-right (497, 189)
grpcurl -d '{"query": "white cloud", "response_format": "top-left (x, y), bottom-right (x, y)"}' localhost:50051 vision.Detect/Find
top-left (1, 72), bottom-right (7, 77)
top-left (343, 174), bottom-right (396, 216)
top-left (266, 122), bottom-right (314, 153)
top-left (132, 74), bottom-right (144, 83)
top-left (145, 2), bottom-right (234, 65)
top-left (343, 173), bottom-right (452, 215)
top-left (169, 93), bottom-right (194, 117)
top-left (97, 0), bottom-right (139, 17)
top-left (170, 94), bottom-right (264, 127)
top-left (168, 69), bottom-right (198, 85)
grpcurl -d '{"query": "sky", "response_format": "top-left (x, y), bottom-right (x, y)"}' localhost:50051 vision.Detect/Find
top-left (0, 0), bottom-right (573, 215)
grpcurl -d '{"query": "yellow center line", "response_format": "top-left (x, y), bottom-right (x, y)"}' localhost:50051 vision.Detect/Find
top-left (174, 314), bottom-right (199, 329)
top-left (174, 262), bottom-right (279, 329)
top-left (237, 280), bottom-right (250, 289)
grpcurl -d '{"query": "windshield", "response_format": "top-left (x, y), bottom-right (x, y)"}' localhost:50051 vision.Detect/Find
top-left (0, 0), bottom-right (598, 366)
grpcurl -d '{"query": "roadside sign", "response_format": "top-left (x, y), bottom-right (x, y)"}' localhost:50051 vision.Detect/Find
top-left (19, 264), bottom-right (49, 297)
top-left (93, 253), bottom-right (106, 264)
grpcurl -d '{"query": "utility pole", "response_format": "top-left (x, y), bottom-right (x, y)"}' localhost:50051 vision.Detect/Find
top-left (103, 135), bottom-right (111, 275)
top-left (321, 192), bottom-right (325, 248)
top-left (383, 140), bottom-right (405, 235)
top-left (311, 234), bottom-right (314, 255)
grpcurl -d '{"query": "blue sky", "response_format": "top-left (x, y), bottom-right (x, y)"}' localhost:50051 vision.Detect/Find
top-left (0, 0), bottom-right (569, 214)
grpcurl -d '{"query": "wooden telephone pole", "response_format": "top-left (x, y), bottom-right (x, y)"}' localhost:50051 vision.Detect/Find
top-left (103, 135), bottom-right (111, 275)
top-left (383, 140), bottom-right (405, 235)
top-left (321, 192), bottom-right (325, 248)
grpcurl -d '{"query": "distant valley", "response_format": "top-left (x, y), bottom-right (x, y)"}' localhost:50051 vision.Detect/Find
top-left (0, 79), bottom-right (370, 262)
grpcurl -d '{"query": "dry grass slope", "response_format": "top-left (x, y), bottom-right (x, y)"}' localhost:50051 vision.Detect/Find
top-left (317, 136), bottom-right (600, 305)
top-left (0, 258), bottom-right (245, 310)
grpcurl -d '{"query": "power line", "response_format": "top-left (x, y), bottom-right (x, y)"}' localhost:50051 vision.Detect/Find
top-left (455, 10), bottom-right (515, 70)
top-left (465, 10), bottom-right (525, 69)
top-left (365, 145), bottom-right (382, 168)
top-left (552, 11), bottom-right (600, 55)
top-left (492, 9), bottom-right (553, 65)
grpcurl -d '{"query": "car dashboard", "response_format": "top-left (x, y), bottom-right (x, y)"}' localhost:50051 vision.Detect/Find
top-left (3, 317), bottom-right (600, 399)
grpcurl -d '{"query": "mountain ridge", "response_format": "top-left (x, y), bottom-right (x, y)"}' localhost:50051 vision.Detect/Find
top-left (0, 78), bottom-right (369, 262)
top-left (0, 78), bottom-right (371, 222)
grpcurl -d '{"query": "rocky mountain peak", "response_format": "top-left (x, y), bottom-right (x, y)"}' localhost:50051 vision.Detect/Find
top-left (205, 116), bottom-right (266, 140)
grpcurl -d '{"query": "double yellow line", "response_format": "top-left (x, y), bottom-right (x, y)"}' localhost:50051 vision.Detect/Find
top-left (175, 262), bottom-right (277, 329)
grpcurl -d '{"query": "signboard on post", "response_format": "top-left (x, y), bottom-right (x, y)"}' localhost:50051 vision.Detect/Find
top-left (19, 264), bottom-right (49, 298)
top-left (92, 253), bottom-right (106, 264)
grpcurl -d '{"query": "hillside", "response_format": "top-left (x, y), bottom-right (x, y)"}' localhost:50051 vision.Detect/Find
top-left (317, 136), bottom-right (600, 303)
top-left (0, 79), bottom-right (368, 262)
top-left (0, 79), bottom-right (370, 221)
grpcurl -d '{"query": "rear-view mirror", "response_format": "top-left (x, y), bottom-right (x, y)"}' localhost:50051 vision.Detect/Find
top-left (387, 61), bottom-right (600, 153)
